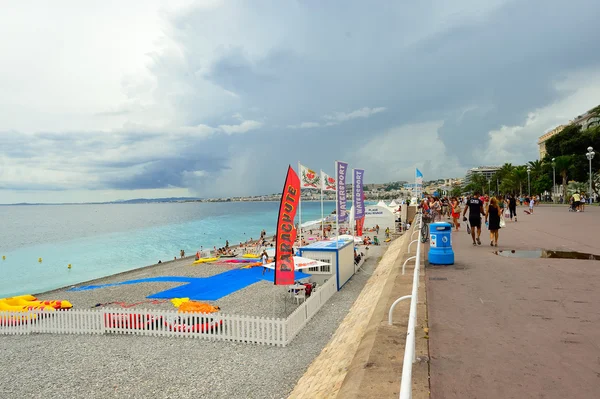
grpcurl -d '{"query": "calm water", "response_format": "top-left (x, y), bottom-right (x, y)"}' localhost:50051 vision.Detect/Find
top-left (0, 201), bottom-right (339, 297)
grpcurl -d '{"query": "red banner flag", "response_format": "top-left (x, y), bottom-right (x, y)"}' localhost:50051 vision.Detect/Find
top-left (275, 166), bottom-right (301, 285)
top-left (356, 217), bottom-right (365, 237)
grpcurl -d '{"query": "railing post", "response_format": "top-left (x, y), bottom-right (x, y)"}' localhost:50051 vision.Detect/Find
top-left (408, 239), bottom-right (418, 252)
top-left (402, 256), bottom-right (416, 275)
top-left (388, 295), bottom-right (412, 325)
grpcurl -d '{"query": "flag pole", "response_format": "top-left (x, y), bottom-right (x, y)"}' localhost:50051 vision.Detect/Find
top-left (320, 170), bottom-right (324, 239)
top-left (352, 168), bottom-right (355, 244)
top-left (298, 161), bottom-right (302, 249)
top-left (335, 161), bottom-right (339, 249)
top-left (415, 168), bottom-right (418, 200)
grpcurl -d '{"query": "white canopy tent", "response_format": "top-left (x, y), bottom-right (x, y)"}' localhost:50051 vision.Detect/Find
top-left (263, 256), bottom-right (330, 270)
top-left (389, 200), bottom-right (398, 208)
top-left (349, 204), bottom-right (397, 233)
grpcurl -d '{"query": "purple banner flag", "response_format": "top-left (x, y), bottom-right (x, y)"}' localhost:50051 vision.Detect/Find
top-left (353, 169), bottom-right (365, 220)
top-left (336, 161), bottom-right (348, 223)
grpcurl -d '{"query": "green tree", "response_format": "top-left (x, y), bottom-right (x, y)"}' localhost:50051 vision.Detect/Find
top-left (532, 175), bottom-right (552, 197)
top-left (567, 181), bottom-right (586, 195)
top-left (450, 186), bottom-right (462, 197)
top-left (554, 155), bottom-right (574, 199)
top-left (527, 160), bottom-right (543, 180)
top-left (496, 163), bottom-right (515, 195)
top-left (545, 123), bottom-right (600, 183)
top-left (512, 166), bottom-right (528, 195)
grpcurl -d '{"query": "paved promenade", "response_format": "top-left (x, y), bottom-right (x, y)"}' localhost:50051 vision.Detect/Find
top-left (427, 205), bottom-right (600, 399)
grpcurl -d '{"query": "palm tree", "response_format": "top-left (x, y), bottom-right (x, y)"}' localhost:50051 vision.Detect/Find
top-left (527, 160), bottom-right (543, 180)
top-left (554, 155), bottom-right (573, 199)
top-left (496, 163), bottom-right (515, 195)
top-left (512, 166), bottom-right (528, 195)
top-left (497, 163), bottom-right (514, 180)
top-left (470, 173), bottom-right (488, 194)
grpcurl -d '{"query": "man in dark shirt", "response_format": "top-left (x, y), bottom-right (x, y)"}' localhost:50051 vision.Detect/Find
top-left (508, 195), bottom-right (517, 221)
top-left (463, 191), bottom-right (485, 246)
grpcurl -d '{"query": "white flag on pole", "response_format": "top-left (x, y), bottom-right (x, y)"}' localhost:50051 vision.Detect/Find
top-left (299, 164), bottom-right (320, 189)
top-left (321, 171), bottom-right (336, 192)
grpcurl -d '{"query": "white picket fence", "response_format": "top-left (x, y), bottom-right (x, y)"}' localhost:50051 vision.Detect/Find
top-left (0, 275), bottom-right (338, 347)
top-left (286, 275), bottom-right (338, 342)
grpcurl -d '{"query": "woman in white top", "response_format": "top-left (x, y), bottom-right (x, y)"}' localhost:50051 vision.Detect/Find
top-left (529, 197), bottom-right (535, 213)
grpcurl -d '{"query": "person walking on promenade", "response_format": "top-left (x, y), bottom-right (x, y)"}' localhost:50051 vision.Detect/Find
top-left (529, 196), bottom-right (535, 214)
top-left (508, 194), bottom-right (517, 222)
top-left (580, 193), bottom-right (586, 212)
top-left (451, 197), bottom-right (461, 231)
top-left (463, 191), bottom-right (485, 246)
top-left (485, 197), bottom-right (501, 247)
top-left (431, 197), bottom-right (442, 222)
top-left (441, 197), bottom-right (449, 219)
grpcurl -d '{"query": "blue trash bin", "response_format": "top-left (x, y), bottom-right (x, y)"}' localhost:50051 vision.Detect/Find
top-left (428, 222), bottom-right (454, 265)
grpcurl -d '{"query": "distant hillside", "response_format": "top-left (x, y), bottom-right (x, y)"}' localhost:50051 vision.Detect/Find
top-left (1, 197), bottom-right (201, 206)
top-left (111, 197), bottom-right (200, 204)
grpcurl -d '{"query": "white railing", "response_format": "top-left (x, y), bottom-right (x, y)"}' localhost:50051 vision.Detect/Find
top-left (388, 212), bottom-right (423, 399)
top-left (0, 275), bottom-right (338, 347)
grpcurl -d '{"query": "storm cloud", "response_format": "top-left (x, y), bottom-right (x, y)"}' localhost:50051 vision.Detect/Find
top-left (1, 0), bottom-right (600, 203)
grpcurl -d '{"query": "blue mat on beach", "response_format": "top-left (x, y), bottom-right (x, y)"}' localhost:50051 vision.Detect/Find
top-left (68, 268), bottom-right (311, 301)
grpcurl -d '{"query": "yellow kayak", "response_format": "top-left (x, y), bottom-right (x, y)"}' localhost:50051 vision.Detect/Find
top-left (192, 257), bottom-right (219, 264)
top-left (0, 296), bottom-right (72, 311)
top-left (242, 254), bottom-right (260, 258)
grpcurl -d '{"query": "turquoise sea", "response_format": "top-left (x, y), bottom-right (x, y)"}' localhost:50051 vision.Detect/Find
top-left (0, 201), bottom-right (343, 297)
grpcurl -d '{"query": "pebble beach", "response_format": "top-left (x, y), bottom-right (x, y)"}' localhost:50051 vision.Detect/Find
top-left (36, 255), bottom-right (306, 318)
top-left (0, 242), bottom-right (388, 399)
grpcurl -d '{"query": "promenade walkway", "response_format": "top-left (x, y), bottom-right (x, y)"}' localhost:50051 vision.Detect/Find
top-left (428, 205), bottom-right (600, 399)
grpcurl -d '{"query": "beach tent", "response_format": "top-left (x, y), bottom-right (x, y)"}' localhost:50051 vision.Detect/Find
top-left (376, 200), bottom-right (388, 207)
top-left (263, 256), bottom-right (330, 270)
top-left (349, 204), bottom-right (397, 233)
top-left (389, 200), bottom-right (398, 208)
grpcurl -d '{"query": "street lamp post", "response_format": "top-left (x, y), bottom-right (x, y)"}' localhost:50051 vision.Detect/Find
top-left (527, 166), bottom-right (531, 196)
top-left (586, 147), bottom-right (595, 204)
top-left (496, 176), bottom-right (499, 196)
top-left (552, 158), bottom-right (556, 203)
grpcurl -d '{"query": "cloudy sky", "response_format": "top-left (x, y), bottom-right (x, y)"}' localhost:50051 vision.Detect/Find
top-left (1, 0), bottom-right (600, 203)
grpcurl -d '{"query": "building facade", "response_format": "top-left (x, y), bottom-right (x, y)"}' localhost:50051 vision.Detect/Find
top-left (464, 166), bottom-right (500, 187)
top-left (538, 125), bottom-right (566, 159)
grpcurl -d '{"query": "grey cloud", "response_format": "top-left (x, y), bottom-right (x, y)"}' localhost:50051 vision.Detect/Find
top-left (323, 107), bottom-right (387, 123)
top-left (3, 0), bottom-right (600, 199)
